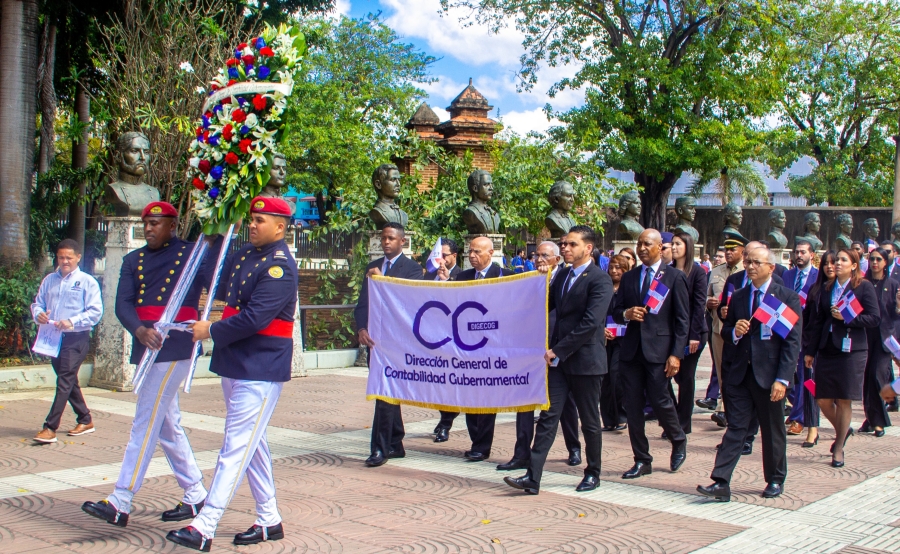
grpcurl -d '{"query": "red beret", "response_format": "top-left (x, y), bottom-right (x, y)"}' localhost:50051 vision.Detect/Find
top-left (250, 196), bottom-right (292, 217)
top-left (141, 201), bottom-right (178, 219)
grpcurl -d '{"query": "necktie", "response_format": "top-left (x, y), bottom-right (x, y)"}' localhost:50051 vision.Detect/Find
top-left (476, 271), bottom-right (484, 280)
top-left (752, 288), bottom-right (762, 314)
top-left (562, 271), bottom-right (575, 296)
top-left (794, 272), bottom-right (803, 292)
top-left (640, 267), bottom-right (654, 298)
top-left (383, 260), bottom-right (392, 275)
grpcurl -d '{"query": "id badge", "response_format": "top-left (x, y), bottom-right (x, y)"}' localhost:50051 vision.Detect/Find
top-left (842, 337), bottom-right (852, 352)
top-left (760, 325), bottom-right (773, 341)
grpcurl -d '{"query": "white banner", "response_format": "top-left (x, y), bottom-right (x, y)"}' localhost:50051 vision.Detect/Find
top-left (367, 272), bottom-right (549, 413)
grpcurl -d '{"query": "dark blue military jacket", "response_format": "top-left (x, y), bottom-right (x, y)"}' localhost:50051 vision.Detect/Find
top-left (208, 238), bottom-right (298, 382)
top-left (116, 236), bottom-right (206, 364)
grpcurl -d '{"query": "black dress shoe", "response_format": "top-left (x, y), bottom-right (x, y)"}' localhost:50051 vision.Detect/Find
top-left (622, 462), bottom-right (652, 479)
top-left (434, 427), bottom-right (449, 442)
top-left (234, 523), bottom-right (284, 545)
top-left (696, 482), bottom-right (731, 502)
top-left (567, 449), bottom-right (582, 466)
top-left (661, 431), bottom-right (668, 440)
top-left (761, 483), bottom-right (783, 498)
top-left (387, 449), bottom-right (405, 459)
top-left (615, 423), bottom-right (627, 431)
top-left (464, 450), bottom-right (489, 461)
top-left (365, 450), bottom-right (387, 467)
top-left (888, 400), bottom-right (899, 412)
top-left (166, 526), bottom-right (211, 552)
top-left (575, 474), bottom-right (599, 492)
top-left (742, 441), bottom-right (753, 455)
top-left (496, 459), bottom-right (529, 471)
top-left (644, 411), bottom-right (658, 421)
top-left (670, 440), bottom-right (687, 472)
top-left (831, 456), bottom-right (845, 468)
top-left (82, 500), bottom-right (129, 527)
top-left (601, 425), bottom-right (616, 432)
top-left (695, 398), bottom-right (717, 411)
top-left (162, 501), bottom-right (205, 522)
top-left (433, 423), bottom-right (443, 434)
top-left (503, 474), bottom-right (539, 494)
top-left (711, 412), bottom-right (727, 427)
top-left (875, 429), bottom-right (886, 437)
top-left (858, 420), bottom-right (872, 433)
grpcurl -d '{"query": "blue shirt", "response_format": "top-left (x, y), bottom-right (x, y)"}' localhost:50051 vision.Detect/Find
top-left (31, 267), bottom-right (102, 332)
top-left (565, 259), bottom-right (592, 292)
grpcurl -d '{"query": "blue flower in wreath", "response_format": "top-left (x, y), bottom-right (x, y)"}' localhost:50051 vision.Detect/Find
top-left (201, 115), bottom-right (211, 129)
top-left (240, 125), bottom-right (250, 135)
top-left (213, 104), bottom-right (223, 115)
top-left (228, 67), bottom-right (239, 79)
top-left (210, 166), bottom-right (224, 180)
top-left (258, 66), bottom-right (270, 79)
top-left (254, 37), bottom-right (266, 49)
top-left (237, 97), bottom-right (248, 106)
top-left (208, 135), bottom-right (220, 147)
top-left (209, 187), bottom-right (220, 199)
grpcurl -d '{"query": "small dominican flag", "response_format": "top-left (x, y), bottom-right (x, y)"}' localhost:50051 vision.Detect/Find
top-left (425, 237), bottom-right (443, 272)
top-left (644, 277), bottom-right (670, 314)
top-left (835, 290), bottom-right (864, 323)
top-left (752, 294), bottom-right (800, 339)
top-left (724, 283), bottom-right (735, 306)
top-left (867, 239), bottom-right (879, 253)
top-left (606, 316), bottom-right (627, 337)
top-left (884, 336), bottom-right (900, 359)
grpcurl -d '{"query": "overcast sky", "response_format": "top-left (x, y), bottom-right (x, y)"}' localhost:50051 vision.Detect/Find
top-left (341, 0), bottom-right (576, 136)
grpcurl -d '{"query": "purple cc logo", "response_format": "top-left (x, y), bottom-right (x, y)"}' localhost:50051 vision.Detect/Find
top-left (412, 301), bottom-right (497, 351)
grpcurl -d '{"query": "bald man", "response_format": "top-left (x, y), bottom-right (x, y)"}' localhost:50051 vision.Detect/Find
top-left (612, 229), bottom-right (690, 479)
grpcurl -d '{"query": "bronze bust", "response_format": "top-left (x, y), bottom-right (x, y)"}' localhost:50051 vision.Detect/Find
top-left (673, 196), bottom-right (699, 243)
top-left (545, 180), bottom-right (576, 238)
top-left (767, 209), bottom-right (788, 249)
top-left (795, 212), bottom-right (823, 251)
top-left (368, 163), bottom-right (408, 230)
top-left (104, 132), bottom-right (160, 217)
top-left (863, 217), bottom-right (880, 246)
top-left (260, 153), bottom-right (288, 198)
top-left (462, 170), bottom-right (501, 234)
top-left (616, 191), bottom-right (644, 241)
top-left (722, 202), bottom-right (743, 236)
top-left (835, 213), bottom-right (853, 249)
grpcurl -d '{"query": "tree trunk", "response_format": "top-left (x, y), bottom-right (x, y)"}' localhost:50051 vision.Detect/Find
top-left (69, 80), bottom-right (89, 252)
top-left (0, 0), bottom-right (39, 263)
top-left (893, 117), bottom-right (900, 225)
top-left (634, 171), bottom-right (679, 231)
top-left (36, 19), bottom-right (57, 175)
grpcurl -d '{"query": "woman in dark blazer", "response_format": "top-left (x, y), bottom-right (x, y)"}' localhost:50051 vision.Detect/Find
top-left (799, 251), bottom-right (836, 448)
top-left (860, 247), bottom-right (900, 436)
top-left (804, 248), bottom-right (881, 467)
top-left (667, 232), bottom-right (709, 434)
top-left (601, 255), bottom-right (628, 431)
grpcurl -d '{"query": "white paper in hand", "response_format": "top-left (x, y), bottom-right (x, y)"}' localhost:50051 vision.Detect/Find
top-left (33, 323), bottom-right (62, 357)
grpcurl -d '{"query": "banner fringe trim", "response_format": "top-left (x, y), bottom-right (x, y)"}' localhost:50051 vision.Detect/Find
top-left (365, 395), bottom-right (550, 413)
top-left (371, 271), bottom-right (543, 287)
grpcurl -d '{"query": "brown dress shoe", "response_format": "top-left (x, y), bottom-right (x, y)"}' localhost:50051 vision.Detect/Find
top-left (68, 423), bottom-right (95, 436)
top-left (34, 428), bottom-right (57, 443)
top-left (786, 421), bottom-right (804, 436)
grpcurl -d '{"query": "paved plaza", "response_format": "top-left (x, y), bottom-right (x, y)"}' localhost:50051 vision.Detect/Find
top-left (2, 356), bottom-right (900, 553)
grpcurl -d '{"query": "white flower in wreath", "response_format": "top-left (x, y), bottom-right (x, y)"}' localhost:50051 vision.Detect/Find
top-left (252, 127), bottom-right (277, 150)
top-left (212, 150), bottom-right (224, 162)
top-left (249, 147), bottom-right (268, 169)
top-left (189, 157), bottom-right (201, 168)
top-left (244, 113), bottom-right (259, 128)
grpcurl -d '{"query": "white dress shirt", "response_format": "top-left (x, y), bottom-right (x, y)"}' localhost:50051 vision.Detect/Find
top-left (31, 267), bottom-right (103, 332)
top-left (381, 252), bottom-right (402, 275)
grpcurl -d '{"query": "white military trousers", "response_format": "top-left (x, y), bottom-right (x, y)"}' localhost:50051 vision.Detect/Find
top-left (106, 359), bottom-right (206, 513)
top-left (190, 377), bottom-right (283, 538)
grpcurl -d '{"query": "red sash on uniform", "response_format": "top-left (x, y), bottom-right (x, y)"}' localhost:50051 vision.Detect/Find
top-left (135, 306), bottom-right (199, 322)
top-left (221, 306), bottom-right (293, 338)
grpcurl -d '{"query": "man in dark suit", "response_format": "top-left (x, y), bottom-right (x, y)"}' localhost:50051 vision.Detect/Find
top-left (425, 238), bottom-right (462, 283)
top-left (504, 226), bottom-right (612, 494)
top-left (355, 223), bottom-right (424, 467)
top-left (437, 236), bottom-right (514, 461)
top-left (698, 246), bottom-right (801, 501)
top-left (612, 229), bottom-right (689, 479)
top-left (783, 240), bottom-right (818, 433)
top-left (497, 240), bottom-right (582, 471)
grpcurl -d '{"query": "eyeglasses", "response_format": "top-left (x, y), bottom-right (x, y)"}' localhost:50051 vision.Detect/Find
top-left (870, 256), bottom-right (885, 263)
top-left (746, 259), bottom-right (772, 267)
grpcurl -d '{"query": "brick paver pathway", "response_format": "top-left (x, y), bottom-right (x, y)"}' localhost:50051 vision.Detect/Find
top-left (1, 356), bottom-right (900, 553)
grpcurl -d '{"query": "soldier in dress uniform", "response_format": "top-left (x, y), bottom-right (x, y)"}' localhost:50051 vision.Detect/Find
top-left (167, 197), bottom-right (298, 551)
top-left (82, 201), bottom-right (208, 528)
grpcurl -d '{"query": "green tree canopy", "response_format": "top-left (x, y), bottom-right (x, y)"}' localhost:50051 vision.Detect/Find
top-left (765, 0), bottom-right (900, 206)
top-left (441, 0), bottom-right (790, 229)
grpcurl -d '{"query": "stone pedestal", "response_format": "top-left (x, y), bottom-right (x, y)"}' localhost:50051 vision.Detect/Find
top-left (366, 231), bottom-right (414, 262)
top-left (463, 234), bottom-right (506, 270)
top-left (91, 217), bottom-right (145, 391)
top-left (773, 249), bottom-right (792, 269)
top-left (694, 244), bottom-right (703, 262)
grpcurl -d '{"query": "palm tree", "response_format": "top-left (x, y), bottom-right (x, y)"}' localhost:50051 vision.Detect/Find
top-left (687, 162), bottom-right (767, 206)
top-left (0, 0), bottom-right (39, 263)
